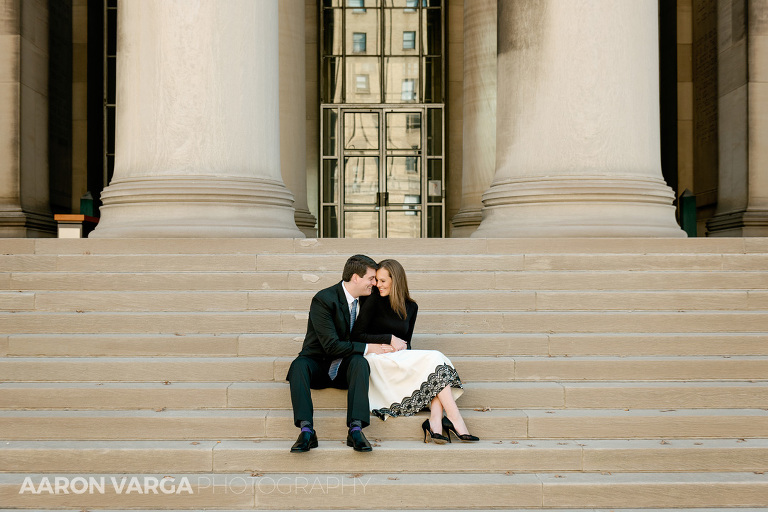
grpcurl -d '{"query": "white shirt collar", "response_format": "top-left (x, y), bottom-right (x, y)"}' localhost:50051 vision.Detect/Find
top-left (341, 281), bottom-right (358, 308)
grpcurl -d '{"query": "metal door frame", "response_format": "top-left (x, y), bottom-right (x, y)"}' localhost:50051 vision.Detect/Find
top-left (320, 103), bottom-right (444, 238)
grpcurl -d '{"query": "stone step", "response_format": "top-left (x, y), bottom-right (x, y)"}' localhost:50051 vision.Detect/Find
top-left (254, 253), bottom-right (768, 273)
top-left (5, 236), bottom-right (763, 255)
top-left (3, 252), bottom-right (768, 273)
top-left (0, 356), bottom-right (511, 382)
top-left (4, 381), bottom-right (767, 411)
top-left (4, 334), bottom-right (246, 357)
top-left (559, 381), bottom-right (768, 409)
top-left (1, 409), bottom-right (766, 441)
top-left (7, 270), bottom-right (768, 292)
top-left (6, 333), bottom-right (768, 358)
top-left (0, 357), bottom-right (280, 383)
top-left (541, 333), bottom-right (768, 357)
top-left (2, 439), bottom-right (767, 474)
top-left (4, 310), bottom-right (768, 334)
top-left (5, 510), bottom-right (766, 512)
top-left (201, 378), bottom-right (768, 412)
top-left (4, 289), bottom-right (768, 312)
top-left (248, 290), bottom-right (766, 312)
top-left (19, 510), bottom-right (768, 512)
top-left (1, 472), bottom-right (767, 509)
top-left (5, 291), bottom-right (768, 315)
top-left (2, 356), bottom-right (767, 383)
top-left (0, 381), bottom-right (561, 411)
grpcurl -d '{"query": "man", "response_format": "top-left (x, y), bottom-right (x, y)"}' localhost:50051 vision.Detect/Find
top-left (286, 254), bottom-right (394, 453)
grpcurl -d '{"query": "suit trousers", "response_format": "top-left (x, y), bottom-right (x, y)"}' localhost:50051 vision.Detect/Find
top-left (287, 354), bottom-right (371, 429)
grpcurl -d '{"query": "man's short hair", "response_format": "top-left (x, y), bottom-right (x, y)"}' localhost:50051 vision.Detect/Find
top-left (342, 254), bottom-right (378, 282)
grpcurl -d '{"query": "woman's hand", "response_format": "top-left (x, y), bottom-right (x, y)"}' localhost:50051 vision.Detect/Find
top-left (367, 343), bottom-right (394, 355)
top-left (390, 336), bottom-right (408, 352)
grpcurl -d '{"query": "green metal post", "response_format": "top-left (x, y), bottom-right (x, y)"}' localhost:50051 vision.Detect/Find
top-left (679, 189), bottom-right (696, 237)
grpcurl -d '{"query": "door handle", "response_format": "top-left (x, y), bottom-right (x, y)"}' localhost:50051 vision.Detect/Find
top-left (377, 192), bottom-right (389, 207)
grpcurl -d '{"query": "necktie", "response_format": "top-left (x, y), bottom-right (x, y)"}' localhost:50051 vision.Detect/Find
top-left (329, 299), bottom-right (357, 380)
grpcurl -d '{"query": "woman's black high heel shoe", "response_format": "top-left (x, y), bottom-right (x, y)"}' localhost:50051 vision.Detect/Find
top-left (442, 417), bottom-right (479, 442)
top-left (421, 419), bottom-right (450, 444)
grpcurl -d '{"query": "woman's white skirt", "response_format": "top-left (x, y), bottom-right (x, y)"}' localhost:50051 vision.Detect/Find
top-left (365, 349), bottom-right (464, 419)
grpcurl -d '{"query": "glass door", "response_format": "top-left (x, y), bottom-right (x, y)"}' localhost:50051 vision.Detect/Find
top-left (382, 110), bottom-right (423, 238)
top-left (342, 110), bottom-right (382, 237)
top-left (319, 0), bottom-right (445, 238)
top-left (321, 106), bottom-right (442, 238)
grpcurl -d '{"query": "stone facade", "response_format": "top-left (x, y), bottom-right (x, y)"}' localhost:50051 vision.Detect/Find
top-left (706, 0), bottom-right (768, 236)
top-left (0, 0), bottom-right (56, 237)
top-left (0, 0), bottom-right (765, 238)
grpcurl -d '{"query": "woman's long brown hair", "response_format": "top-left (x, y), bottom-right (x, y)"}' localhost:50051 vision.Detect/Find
top-left (378, 259), bottom-right (414, 319)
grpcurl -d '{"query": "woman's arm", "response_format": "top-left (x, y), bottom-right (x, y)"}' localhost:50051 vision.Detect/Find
top-left (350, 295), bottom-right (392, 344)
top-left (401, 303), bottom-right (418, 349)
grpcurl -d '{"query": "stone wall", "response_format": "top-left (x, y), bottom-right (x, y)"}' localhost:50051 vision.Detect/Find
top-left (0, 0), bottom-right (55, 237)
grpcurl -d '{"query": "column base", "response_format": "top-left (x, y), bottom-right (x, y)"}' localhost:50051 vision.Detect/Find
top-left (450, 208), bottom-right (483, 237)
top-left (0, 207), bottom-right (57, 238)
top-left (472, 176), bottom-right (686, 238)
top-left (91, 176), bottom-right (304, 238)
top-left (294, 209), bottom-right (318, 237)
top-left (706, 210), bottom-right (768, 237)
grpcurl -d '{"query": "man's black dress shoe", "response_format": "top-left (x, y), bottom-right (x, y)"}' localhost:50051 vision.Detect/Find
top-left (290, 430), bottom-right (318, 453)
top-left (346, 429), bottom-right (372, 452)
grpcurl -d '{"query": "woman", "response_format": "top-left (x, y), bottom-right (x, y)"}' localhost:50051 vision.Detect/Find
top-left (351, 259), bottom-right (479, 444)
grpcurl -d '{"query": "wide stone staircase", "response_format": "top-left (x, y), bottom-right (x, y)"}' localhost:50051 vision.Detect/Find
top-left (1, 237), bottom-right (767, 511)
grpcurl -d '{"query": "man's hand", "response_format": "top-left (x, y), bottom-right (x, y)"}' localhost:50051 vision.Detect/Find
top-left (367, 343), bottom-right (394, 355)
top-left (390, 336), bottom-right (408, 352)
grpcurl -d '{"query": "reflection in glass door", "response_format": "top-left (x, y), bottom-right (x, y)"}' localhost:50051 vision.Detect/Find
top-left (343, 111), bottom-right (381, 237)
top-left (321, 107), bottom-right (444, 238)
top-left (319, 0), bottom-right (444, 238)
top-left (384, 111), bottom-right (423, 238)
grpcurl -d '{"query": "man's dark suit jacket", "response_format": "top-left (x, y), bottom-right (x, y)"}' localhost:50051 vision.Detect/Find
top-left (297, 281), bottom-right (368, 361)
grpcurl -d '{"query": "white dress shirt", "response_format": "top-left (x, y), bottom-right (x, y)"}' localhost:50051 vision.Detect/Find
top-left (341, 281), bottom-right (367, 355)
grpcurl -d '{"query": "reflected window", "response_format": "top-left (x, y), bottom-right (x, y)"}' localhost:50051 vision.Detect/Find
top-left (401, 79), bottom-right (416, 101)
top-left (406, 156), bottom-right (417, 173)
top-left (386, 156), bottom-right (421, 204)
top-left (321, 1), bottom-right (442, 104)
top-left (344, 112), bottom-right (380, 150)
top-left (352, 32), bottom-right (366, 53)
top-left (386, 112), bottom-right (421, 149)
top-left (349, 0), bottom-right (365, 13)
top-left (345, 156), bottom-right (379, 204)
top-left (386, 210), bottom-right (420, 238)
top-left (355, 74), bottom-right (369, 92)
top-left (320, 0), bottom-right (445, 239)
top-left (347, 57), bottom-right (381, 103)
top-left (406, 113), bottom-right (420, 131)
top-left (403, 31), bottom-right (416, 50)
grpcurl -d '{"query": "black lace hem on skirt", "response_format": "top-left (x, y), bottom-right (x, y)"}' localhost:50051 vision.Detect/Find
top-left (372, 363), bottom-right (463, 420)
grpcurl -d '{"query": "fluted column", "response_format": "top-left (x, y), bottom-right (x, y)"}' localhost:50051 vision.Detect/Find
top-left (280, 0), bottom-right (317, 237)
top-left (450, 0), bottom-right (496, 237)
top-left (91, 0), bottom-right (303, 238)
top-left (473, 0), bottom-right (684, 238)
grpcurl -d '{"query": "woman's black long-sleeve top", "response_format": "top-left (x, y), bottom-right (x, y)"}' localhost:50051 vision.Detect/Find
top-left (351, 286), bottom-right (418, 349)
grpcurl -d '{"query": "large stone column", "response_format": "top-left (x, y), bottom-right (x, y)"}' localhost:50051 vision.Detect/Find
top-left (450, 0), bottom-right (496, 237)
top-left (707, 0), bottom-right (768, 236)
top-left (280, 0), bottom-right (316, 237)
top-left (91, 0), bottom-right (303, 238)
top-left (473, 0), bottom-right (685, 238)
top-left (0, 0), bottom-right (55, 237)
